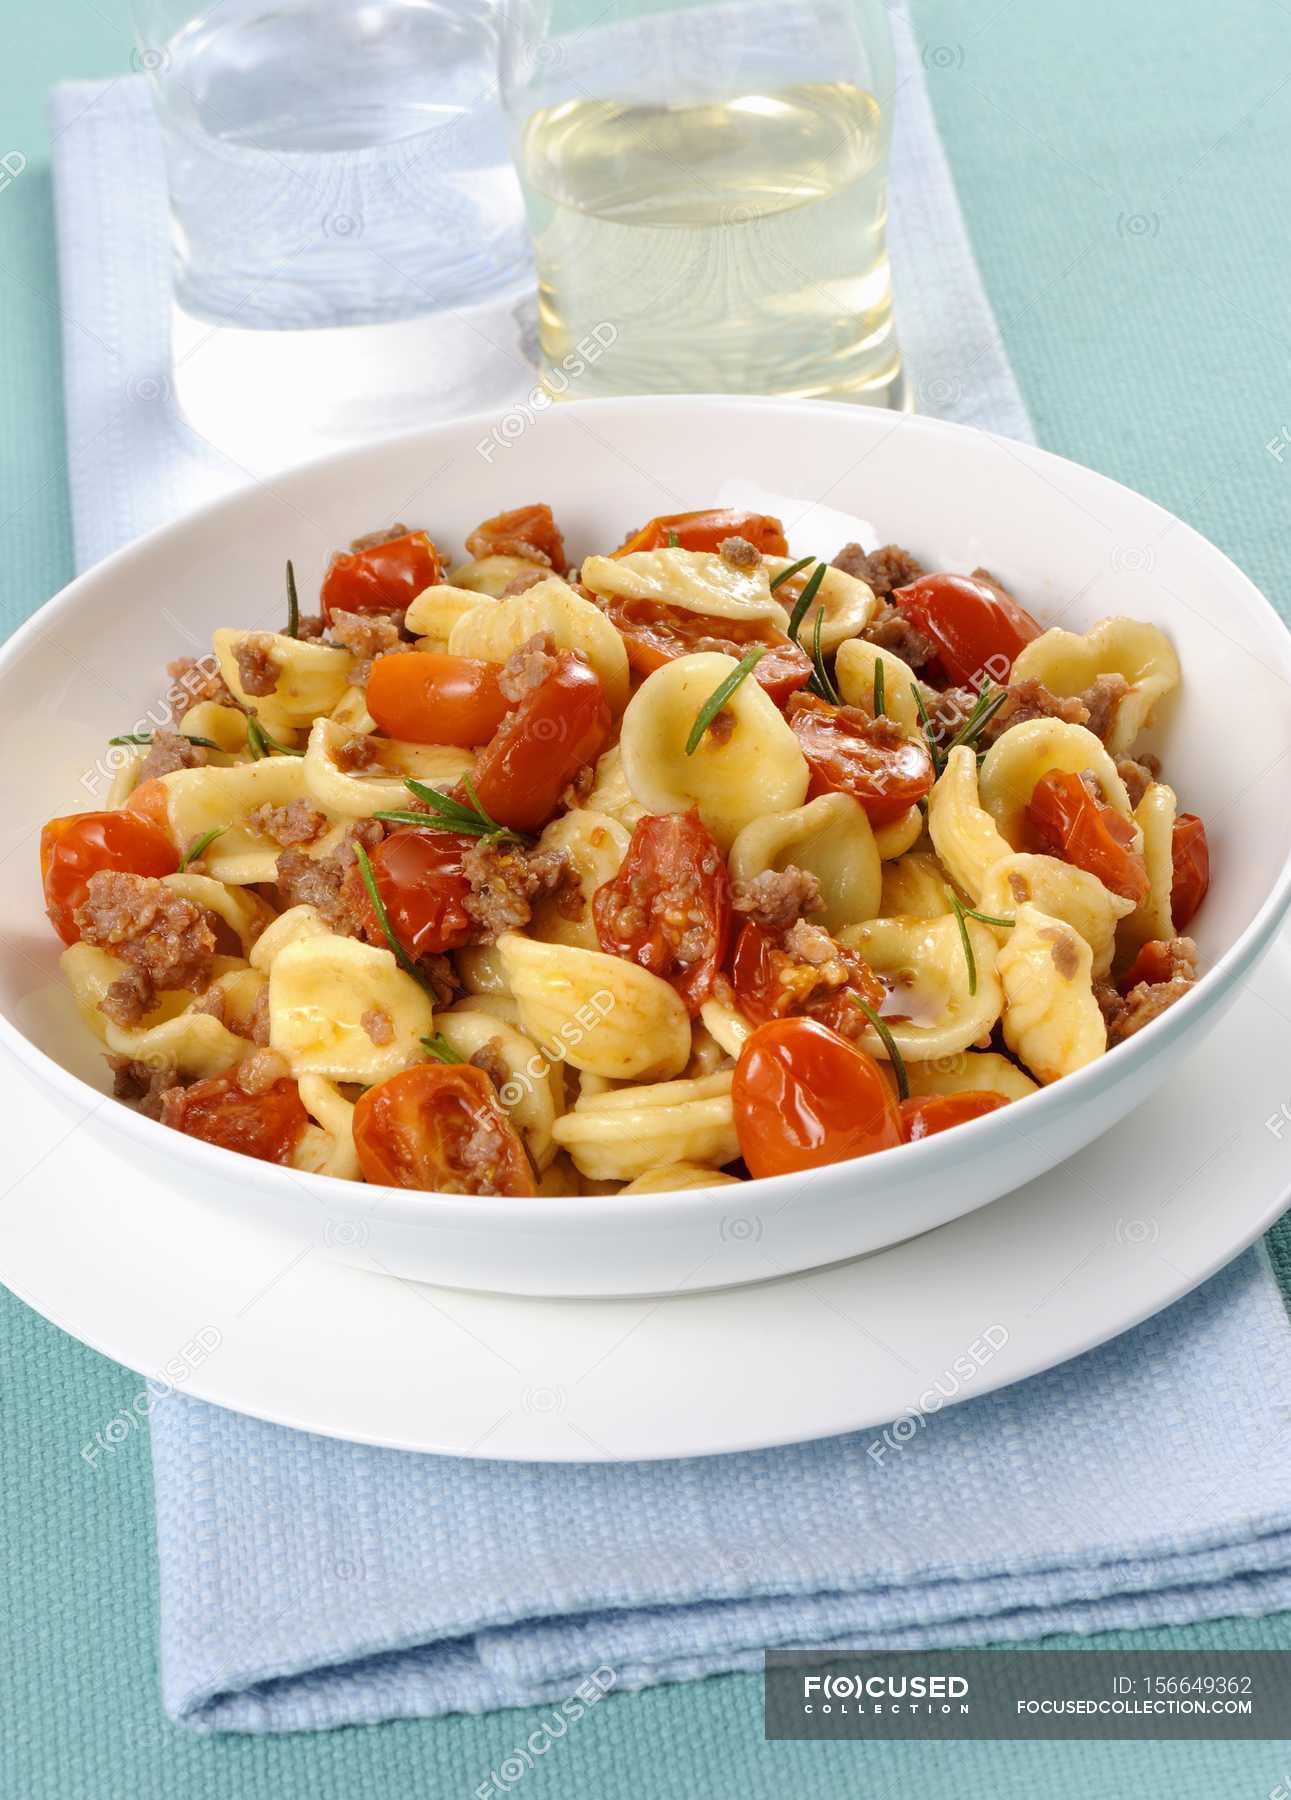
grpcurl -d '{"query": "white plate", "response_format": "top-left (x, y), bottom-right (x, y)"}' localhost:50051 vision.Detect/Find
top-left (4, 397), bottom-right (1291, 1297)
top-left (4, 923), bottom-right (1290, 1461)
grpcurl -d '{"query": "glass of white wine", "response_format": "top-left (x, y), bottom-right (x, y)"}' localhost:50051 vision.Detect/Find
top-left (499, 0), bottom-right (903, 406)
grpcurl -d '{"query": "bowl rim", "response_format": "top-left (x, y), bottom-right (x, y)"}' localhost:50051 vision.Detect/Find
top-left (5, 393), bottom-right (1291, 1234)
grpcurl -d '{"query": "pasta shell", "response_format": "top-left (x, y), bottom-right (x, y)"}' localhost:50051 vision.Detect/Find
top-left (448, 576), bottom-right (630, 714)
top-left (840, 912), bottom-right (1004, 1061)
top-left (872, 804), bottom-right (926, 861)
top-left (583, 745), bottom-right (646, 831)
top-left (162, 872), bottom-right (275, 957)
top-left (448, 555), bottom-right (548, 596)
top-left (1115, 780), bottom-right (1179, 972)
top-left (267, 933), bottom-right (435, 1083)
top-left (698, 997), bottom-right (755, 1059)
top-left (404, 583), bottom-right (488, 648)
top-left (553, 1070), bottom-right (738, 1181)
top-left (249, 904), bottom-right (332, 972)
top-left (294, 1075), bottom-right (361, 1181)
top-left (497, 933), bottom-right (691, 1081)
top-left (527, 809), bottom-right (630, 951)
top-left (880, 850), bottom-right (956, 919)
top-left (763, 557), bottom-right (877, 653)
top-left (621, 1163), bottom-right (742, 1193)
top-left (729, 791), bottom-right (880, 933)
top-left (581, 548), bottom-right (788, 625)
top-left (903, 1049), bottom-right (1038, 1101)
top-left (455, 941), bottom-right (512, 995)
top-left (173, 700), bottom-right (252, 757)
top-left (977, 851), bottom-right (1134, 979)
top-left (159, 756), bottom-right (313, 885)
top-left (213, 628), bottom-right (352, 734)
top-left (327, 684), bottom-right (376, 735)
top-left (60, 943), bottom-right (195, 1043)
top-left (926, 746), bottom-right (1012, 903)
top-left (437, 1006), bottom-right (565, 1171)
top-left (302, 716), bottom-right (472, 819)
top-left (619, 652), bottom-right (809, 850)
top-left (977, 718), bottom-right (1134, 847)
top-left (997, 903), bottom-right (1106, 1083)
top-left (1009, 617), bottom-right (1180, 755)
top-left (834, 638), bottom-right (925, 734)
top-left (102, 1009), bottom-right (251, 1080)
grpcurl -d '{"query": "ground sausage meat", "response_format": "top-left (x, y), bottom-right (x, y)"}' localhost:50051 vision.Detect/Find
top-left (137, 729), bottom-right (207, 783)
top-left (247, 799), bottom-right (328, 847)
top-left (75, 872), bottom-right (217, 1022)
top-left (718, 535), bottom-right (762, 571)
top-left (861, 602), bottom-right (937, 672)
top-left (334, 733), bottom-right (381, 773)
top-left (1097, 937), bottom-right (1198, 1045)
top-left (832, 542), bottom-right (926, 598)
top-left (165, 654), bottom-right (234, 721)
top-left (328, 608), bottom-right (402, 684)
top-left (350, 523), bottom-right (411, 552)
top-left (462, 839), bottom-right (576, 939)
top-left (469, 1039), bottom-right (512, 1093)
top-left (500, 567), bottom-right (550, 599)
top-left (731, 864), bottom-right (823, 933)
top-left (498, 632), bottom-right (558, 703)
top-left (106, 1057), bottom-right (189, 1118)
top-left (233, 635), bottom-right (281, 698)
top-left (361, 1007), bottom-right (394, 1046)
top-left (275, 821), bottom-right (382, 932)
top-left (1116, 752), bottom-right (1161, 809)
top-left (1079, 672), bottom-right (1130, 743)
top-left (235, 1048), bottom-right (291, 1094)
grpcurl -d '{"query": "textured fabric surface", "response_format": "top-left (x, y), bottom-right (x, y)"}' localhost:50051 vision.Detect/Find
top-left (4, 0), bottom-right (1291, 1791)
top-left (155, 1252), bottom-right (1291, 1730)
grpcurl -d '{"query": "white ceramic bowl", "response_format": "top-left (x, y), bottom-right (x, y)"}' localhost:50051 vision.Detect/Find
top-left (3, 397), bottom-right (1290, 1298)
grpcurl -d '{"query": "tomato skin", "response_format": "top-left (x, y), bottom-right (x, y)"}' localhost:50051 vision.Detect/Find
top-left (1118, 939), bottom-right (1176, 993)
top-left (593, 810), bottom-right (730, 1012)
top-left (899, 1091), bottom-right (1010, 1143)
top-left (165, 1072), bottom-right (309, 1164)
top-left (366, 651), bottom-right (509, 746)
top-left (352, 826), bottom-right (475, 958)
top-left (892, 571), bottom-right (1042, 686)
top-left (1025, 770), bottom-right (1150, 904)
top-left (732, 1017), bottom-right (902, 1179)
top-left (610, 509), bottom-right (789, 559)
top-left (353, 1064), bottom-right (535, 1195)
top-left (41, 810), bottom-right (179, 944)
top-left (730, 920), bottom-right (885, 1034)
top-left (321, 530), bottom-right (441, 623)
top-left (465, 503), bottom-right (567, 574)
top-left (602, 595), bottom-right (812, 707)
top-left (471, 650), bottom-right (611, 834)
top-left (787, 693), bottom-right (935, 827)
top-left (1171, 812), bottom-right (1209, 930)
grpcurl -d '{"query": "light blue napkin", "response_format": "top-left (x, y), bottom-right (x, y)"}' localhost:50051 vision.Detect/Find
top-left (50, 12), bottom-right (1291, 1738)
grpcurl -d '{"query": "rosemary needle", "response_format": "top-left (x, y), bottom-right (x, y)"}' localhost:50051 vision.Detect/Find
top-left (685, 647), bottom-right (766, 755)
top-left (421, 1033), bottom-right (465, 1065)
top-left (852, 996), bottom-right (909, 1101)
top-left (178, 825), bottom-right (226, 872)
top-left (285, 559), bottom-right (300, 638)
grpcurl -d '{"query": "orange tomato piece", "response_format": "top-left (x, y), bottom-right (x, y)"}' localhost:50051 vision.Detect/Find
top-left (353, 1064), bottom-right (535, 1195)
top-left (366, 651), bottom-right (510, 746)
top-left (1025, 770), bottom-right (1150, 904)
top-left (899, 1091), bottom-right (1010, 1142)
top-left (321, 530), bottom-right (442, 623)
top-left (609, 508), bottom-right (788, 559)
top-left (732, 1016), bottom-right (902, 1179)
top-left (593, 810), bottom-right (730, 1013)
top-left (40, 810), bottom-right (179, 944)
top-left (1170, 812), bottom-right (1209, 930)
top-left (465, 503), bottom-right (567, 574)
top-left (787, 693), bottom-right (935, 828)
top-left (163, 1072), bottom-right (310, 1164)
top-left (601, 595), bottom-right (811, 707)
top-left (470, 649), bottom-right (610, 835)
top-left (892, 571), bottom-right (1042, 686)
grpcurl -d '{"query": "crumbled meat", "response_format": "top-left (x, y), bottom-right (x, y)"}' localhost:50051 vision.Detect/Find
top-left (100, 967), bottom-right (160, 1028)
top-left (731, 865), bottom-right (823, 932)
top-left (465, 504), bottom-right (565, 572)
top-left (350, 523), bottom-right (411, 552)
top-left (165, 654), bottom-right (234, 721)
top-left (233, 635), bottom-right (281, 698)
top-left (328, 608), bottom-right (402, 685)
top-left (456, 1107), bottom-right (514, 1196)
top-left (361, 1007), bottom-right (394, 1046)
top-left (1039, 924), bottom-right (1081, 980)
top-left (1116, 753), bottom-right (1161, 809)
top-left (235, 1048), bottom-right (290, 1094)
top-left (973, 678), bottom-right (1089, 741)
top-left (419, 955), bottom-right (459, 1007)
top-left (707, 706), bottom-right (736, 746)
top-left (782, 919), bottom-right (839, 968)
top-left (1007, 869), bottom-right (1031, 904)
top-left (1097, 938), bottom-right (1198, 1045)
top-left (861, 602), bottom-right (936, 671)
top-left (718, 535), bottom-right (761, 571)
top-left (192, 984), bottom-right (227, 1025)
top-left (334, 733), bottom-right (381, 773)
top-left (1080, 672), bottom-right (1130, 743)
top-left (248, 799), bottom-right (328, 847)
top-left (248, 987), bottom-right (272, 1046)
top-left (498, 632), bottom-right (558, 703)
top-left (500, 567), bottom-right (549, 598)
top-left (295, 613), bottom-right (327, 641)
top-left (137, 728), bottom-right (207, 783)
top-left (469, 1039), bottom-right (511, 1093)
top-left (106, 1055), bottom-right (182, 1119)
top-left (462, 839), bottom-right (576, 940)
top-left (833, 542), bottom-right (926, 598)
top-left (275, 821), bottom-right (382, 931)
top-left (75, 872), bottom-right (216, 1021)
top-left (560, 760), bottom-right (597, 810)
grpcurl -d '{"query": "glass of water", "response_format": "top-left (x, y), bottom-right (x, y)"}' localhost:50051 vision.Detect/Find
top-left (133, 0), bottom-right (534, 465)
top-left (498, 0), bottom-right (903, 407)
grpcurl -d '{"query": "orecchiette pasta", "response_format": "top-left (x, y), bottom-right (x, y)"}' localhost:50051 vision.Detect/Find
top-left (497, 933), bottom-right (691, 1081)
top-left (213, 628), bottom-right (352, 733)
top-left (902, 1050), bottom-right (1039, 1102)
top-left (447, 576), bottom-right (630, 713)
top-left (997, 904), bottom-right (1106, 1083)
top-left (581, 547), bottom-right (787, 625)
top-left (582, 745), bottom-right (647, 830)
top-left (552, 1070), bottom-right (738, 1181)
top-left (404, 583), bottom-right (488, 648)
top-left (160, 756), bottom-right (315, 884)
top-left (294, 1075), bottom-right (362, 1181)
top-left (437, 1006), bottom-right (566, 1171)
top-left (1116, 780), bottom-right (1179, 969)
top-left (730, 792), bottom-right (880, 933)
top-left (1009, 616), bottom-right (1180, 755)
top-left (834, 638), bottom-right (924, 733)
top-left (620, 652), bottom-right (809, 849)
top-left (268, 934), bottom-right (435, 1083)
top-left (976, 851), bottom-right (1134, 979)
top-left (620, 1163), bottom-right (742, 1193)
top-left (926, 746), bottom-right (1012, 902)
top-left (840, 913), bottom-right (1004, 1061)
top-left (880, 850), bottom-right (956, 919)
top-left (527, 809), bottom-right (629, 951)
top-left (872, 804), bottom-right (926, 862)
top-left (978, 718), bottom-right (1134, 846)
top-left (762, 556), bottom-right (877, 652)
top-left (303, 716), bottom-right (472, 819)
top-left (448, 554), bottom-right (546, 595)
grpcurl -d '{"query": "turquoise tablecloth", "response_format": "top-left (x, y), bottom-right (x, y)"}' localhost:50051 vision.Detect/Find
top-left (3, 0), bottom-right (1291, 1792)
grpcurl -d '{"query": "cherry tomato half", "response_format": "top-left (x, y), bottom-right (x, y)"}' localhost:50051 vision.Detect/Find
top-left (1118, 939), bottom-right (1177, 993)
top-left (899, 1091), bottom-right (1010, 1142)
top-left (732, 1016), bottom-right (902, 1179)
top-left (730, 920), bottom-right (885, 1037)
top-left (892, 571), bottom-right (1042, 686)
top-left (348, 826), bottom-right (475, 958)
top-left (593, 809), bottom-right (730, 1012)
top-left (366, 651), bottom-right (510, 747)
top-left (610, 508), bottom-right (789, 559)
top-left (787, 693), bottom-right (935, 827)
top-left (601, 595), bottom-right (812, 708)
top-left (1025, 769), bottom-right (1150, 904)
top-left (465, 503), bottom-right (567, 574)
top-left (41, 810), bottom-right (178, 944)
top-left (353, 1063), bottom-right (535, 1195)
top-left (1171, 812), bottom-right (1209, 930)
top-left (471, 649), bottom-right (611, 835)
top-left (163, 1072), bottom-right (309, 1164)
top-left (321, 529), bottom-right (442, 624)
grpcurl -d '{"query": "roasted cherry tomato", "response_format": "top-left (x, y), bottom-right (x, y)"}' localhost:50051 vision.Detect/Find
top-left (1118, 939), bottom-right (1177, 993)
top-left (366, 651), bottom-right (509, 747)
top-left (593, 809), bottom-right (730, 1012)
top-left (787, 693), bottom-right (935, 827)
top-left (729, 920), bottom-right (885, 1037)
top-left (892, 571), bottom-right (1042, 686)
top-left (350, 826), bottom-right (474, 958)
top-left (609, 508), bottom-right (789, 559)
top-left (353, 1063), bottom-right (535, 1195)
top-left (465, 503), bottom-right (567, 574)
top-left (732, 1016), bottom-right (902, 1179)
top-left (899, 1091), bottom-right (1010, 1142)
top-left (40, 809), bottom-right (178, 944)
top-left (601, 595), bottom-right (812, 707)
top-left (321, 529), bottom-right (441, 624)
top-left (164, 1072), bottom-right (309, 1164)
top-left (1025, 769), bottom-right (1150, 904)
top-left (1171, 812), bottom-right (1209, 930)
top-left (471, 649), bottom-right (611, 835)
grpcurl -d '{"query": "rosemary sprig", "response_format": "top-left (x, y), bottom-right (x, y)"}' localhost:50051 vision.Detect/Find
top-left (245, 713), bottom-right (304, 759)
top-left (178, 825), bottom-right (226, 872)
top-left (872, 659), bottom-right (886, 718)
top-left (784, 559), bottom-right (827, 645)
top-left (944, 684), bottom-right (1009, 757)
top-left (685, 647), bottom-right (767, 755)
top-left (109, 731), bottom-right (220, 749)
top-left (853, 995), bottom-right (909, 1101)
top-left (949, 891), bottom-right (978, 996)
top-left (768, 554), bottom-right (814, 592)
top-left (666, 528), bottom-right (680, 547)
top-left (805, 601), bottom-right (840, 704)
top-left (911, 682), bottom-right (945, 778)
top-left (285, 559), bottom-right (300, 638)
top-left (421, 1032), bottom-right (465, 1065)
top-left (961, 903), bottom-right (1015, 930)
top-left (353, 841), bottom-right (439, 998)
top-left (396, 775), bottom-right (532, 844)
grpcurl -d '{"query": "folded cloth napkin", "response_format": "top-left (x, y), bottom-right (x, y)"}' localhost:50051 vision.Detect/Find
top-left (49, 7), bottom-right (1291, 1737)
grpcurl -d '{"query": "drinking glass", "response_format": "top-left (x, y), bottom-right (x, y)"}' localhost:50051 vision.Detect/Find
top-left (133, 0), bottom-right (534, 464)
top-left (498, 0), bottom-right (904, 406)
